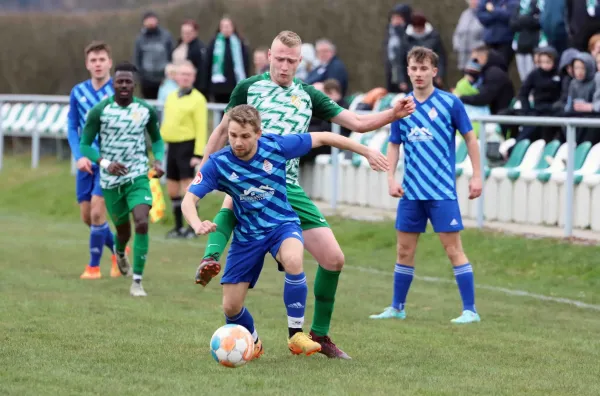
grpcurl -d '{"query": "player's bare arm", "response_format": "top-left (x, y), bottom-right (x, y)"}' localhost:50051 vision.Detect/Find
top-left (386, 142), bottom-right (404, 198)
top-left (330, 96), bottom-right (416, 133)
top-left (463, 131), bottom-right (482, 199)
top-left (182, 192), bottom-right (217, 235)
top-left (309, 132), bottom-right (389, 172)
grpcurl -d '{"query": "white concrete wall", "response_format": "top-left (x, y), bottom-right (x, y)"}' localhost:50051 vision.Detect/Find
top-left (299, 162), bottom-right (600, 232)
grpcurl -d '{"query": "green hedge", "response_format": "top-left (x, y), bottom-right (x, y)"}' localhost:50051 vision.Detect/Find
top-left (0, 0), bottom-right (467, 95)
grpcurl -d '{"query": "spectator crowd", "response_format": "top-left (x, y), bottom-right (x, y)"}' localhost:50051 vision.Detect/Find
top-left (134, 1), bottom-right (600, 157)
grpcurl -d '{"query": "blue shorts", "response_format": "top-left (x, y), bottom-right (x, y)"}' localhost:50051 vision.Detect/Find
top-left (76, 165), bottom-right (103, 203)
top-left (395, 199), bottom-right (464, 233)
top-left (221, 222), bottom-right (304, 289)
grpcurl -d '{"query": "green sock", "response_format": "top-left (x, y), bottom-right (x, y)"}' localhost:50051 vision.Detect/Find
top-left (114, 233), bottom-right (127, 254)
top-left (133, 232), bottom-right (149, 276)
top-left (311, 266), bottom-right (341, 337)
top-left (203, 208), bottom-right (236, 261)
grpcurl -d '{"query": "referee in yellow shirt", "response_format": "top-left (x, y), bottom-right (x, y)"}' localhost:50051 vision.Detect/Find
top-left (161, 61), bottom-right (208, 238)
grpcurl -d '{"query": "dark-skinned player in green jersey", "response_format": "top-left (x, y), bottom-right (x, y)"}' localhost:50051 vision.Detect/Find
top-left (80, 62), bottom-right (165, 297)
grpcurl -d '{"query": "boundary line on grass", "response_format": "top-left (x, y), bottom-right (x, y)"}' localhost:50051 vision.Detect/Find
top-left (2, 215), bottom-right (600, 312)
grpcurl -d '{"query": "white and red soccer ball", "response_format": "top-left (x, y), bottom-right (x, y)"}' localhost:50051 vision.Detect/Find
top-left (210, 324), bottom-right (254, 368)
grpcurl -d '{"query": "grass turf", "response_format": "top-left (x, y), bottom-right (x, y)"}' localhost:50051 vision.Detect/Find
top-left (1, 155), bottom-right (599, 396)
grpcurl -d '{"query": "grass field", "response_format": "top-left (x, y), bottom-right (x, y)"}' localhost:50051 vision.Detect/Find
top-left (1, 155), bottom-right (600, 396)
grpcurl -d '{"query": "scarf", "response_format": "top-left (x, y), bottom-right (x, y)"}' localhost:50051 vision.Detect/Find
top-left (588, 0), bottom-right (599, 16)
top-left (512, 0), bottom-right (548, 50)
top-left (211, 33), bottom-right (246, 84)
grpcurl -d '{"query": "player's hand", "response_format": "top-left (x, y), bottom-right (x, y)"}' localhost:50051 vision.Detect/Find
top-left (190, 157), bottom-right (202, 168)
top-left (393, 96), bottom-right (416, 120)
top-left (365, 149), bottom-right (390, 172)
top-left (107, 162), bottom-right (128, 176)
top-left (469, 175), bottom-right (483, 200)
top-left (76, 158), bottom-right (93, 174)
top-left (388, 179), bottom-right (404, 198)
top-left (152, 160), bottom-right (165, 178)
top-left (193, 220), bottom-right (217, 235)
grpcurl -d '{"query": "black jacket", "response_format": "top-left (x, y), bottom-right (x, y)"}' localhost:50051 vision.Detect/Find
top-left (517, 67), bottom-right (562, 112)
top-left (509, 0), bottom-right (541, 54)
top-left (179, 38), bottom-right (207, 96)
top-left (205, 36), bottom-right (251, 98)
top-left (460, 50), bottom-right (514, 114)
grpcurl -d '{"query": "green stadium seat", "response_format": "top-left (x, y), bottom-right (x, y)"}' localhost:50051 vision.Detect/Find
top-left (23, 103), bottom-right (49, 134)
top-left (351, 132), bottom-right (376, 167)
top-left (1, 103), bottom-right (23, 131)
top-left (37, 104), bottom-right (62, 135)
top-left (1, 103), bottom-right (10, 121)
top-left (507, 139), bottom-right (560, 180)
top-left (374, 93), bottom-right (396, 112)
top-left (8, 103), bottom-right (35, 133)
top-left (455, 140), bottom-right (468, 164)
top-left (49, 105), bottom-right (69, 136)
top-left (537, 142), bottom-right (592, 182)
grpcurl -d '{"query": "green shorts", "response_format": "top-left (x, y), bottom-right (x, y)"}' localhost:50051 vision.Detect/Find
top-left (102, 176), bottom-right (153, 226)
top-left (286, 184), bottom-right (329, 231)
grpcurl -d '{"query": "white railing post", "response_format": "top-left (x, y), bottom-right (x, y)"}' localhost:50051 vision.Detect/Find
top-left (31, 102), bottom-right (41, 169)
top-left (564, 124), bottom-right (576, 238)
top-left (212, 109), bottom-right (222, 132)
top-left (330, 123), bottom-right (341, 211)
top-left (477, 122), bottom-right (487, 229)
top-left (0, 100), bottom-right (4, 171)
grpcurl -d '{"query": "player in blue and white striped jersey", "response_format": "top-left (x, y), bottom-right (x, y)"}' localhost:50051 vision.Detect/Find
top-left (66, 41), bottom-right (122, 280)
top-left (182, 104), bottom-right (388, 360)
top-left (369, 46), bottom-right (484, 324)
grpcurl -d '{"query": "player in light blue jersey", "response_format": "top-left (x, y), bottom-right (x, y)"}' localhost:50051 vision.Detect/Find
top-left (67, 41), bottom-right (123, 280)
top-left (369, 46), bottom-right (483, 324)
top-left (182, 104), bottom-right (388, 359)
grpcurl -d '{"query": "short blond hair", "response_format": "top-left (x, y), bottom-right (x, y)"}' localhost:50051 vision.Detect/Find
top-left (177, 60), bottom-right (197, 73)
top-left (273, 30), bottom-right (302, 48)
top-left (164, 63), bottom-right (177, 78)
top-left (228, 105), bottom-right (261, 133)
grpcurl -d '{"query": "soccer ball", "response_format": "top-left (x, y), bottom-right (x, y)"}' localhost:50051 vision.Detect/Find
top-left (210, 324), bottom-right (254, 368)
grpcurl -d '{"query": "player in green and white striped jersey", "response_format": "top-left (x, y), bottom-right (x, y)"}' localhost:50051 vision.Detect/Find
top-left (80, 62), bottom-right (165, 297)
top-left (194, 31), bottom-right (415, 359)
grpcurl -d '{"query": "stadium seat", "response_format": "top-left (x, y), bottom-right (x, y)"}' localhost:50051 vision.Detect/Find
top-left (490, 139), bottom-right (545, 221)
top-left (536, 142), bottom-right (591, 183)
top-left (492, 139), bottom-right (544, 179)
top-left (351, 132), bottom-right (376, 167)
top-left (348, 94), bottom-right (366, 112)
top-left (507, 139), bottom-right (560, 180)
top-left (2, 103), bottom-right (25, 132)
top-left (357, 130), bottom-right (388, 167)
top-left (23, 103), bottom-right (49, 134)
top-left (1, 103), bottom-right (10, 121)
top-left (454, 140), bottom-right (469, 177)
top-left (37, 104), bottom-right (62, 135)
top-left (551, 142), bottom-right (600, 184)
top-left (6, 103), bottom-right (34, 133)
top-left (49, 105), bottom-right (69, 136)
top-left (373, 93), bottom-right (396, 112)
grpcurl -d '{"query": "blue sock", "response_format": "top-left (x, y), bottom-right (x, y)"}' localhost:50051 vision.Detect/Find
top-left (101, 223), bottom-right (115, 253)
top-left (226, 307), bottom-right (258, 343)
top-left (453, 263), bottom-right (476, 313)
top-left (284, 272), bottom-right (308, 337)
top-left (392, 264), bottom-right (414, 311)
top-left (89, 224), bottom-right (105, 267)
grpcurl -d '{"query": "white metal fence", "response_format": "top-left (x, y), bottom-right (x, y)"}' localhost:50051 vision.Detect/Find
top-left (1, 94), bottom-right (597, 238)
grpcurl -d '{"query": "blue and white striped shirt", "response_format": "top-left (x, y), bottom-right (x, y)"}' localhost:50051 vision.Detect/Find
top-left (390, 89), bottom-right (473, 200)
top-left (67, 79), bottom-right (114, 160)
top-left (188, 134), bottom-right (313, 242)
